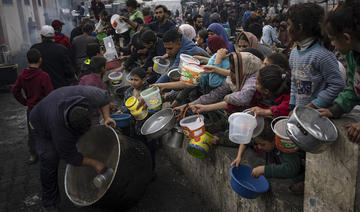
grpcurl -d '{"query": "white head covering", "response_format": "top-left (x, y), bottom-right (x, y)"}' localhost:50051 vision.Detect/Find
top-left (179, 24), bottom-right (196, 41)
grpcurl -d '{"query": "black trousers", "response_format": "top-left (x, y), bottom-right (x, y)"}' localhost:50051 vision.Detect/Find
top-left (34, 134), bottom-right (60, 207)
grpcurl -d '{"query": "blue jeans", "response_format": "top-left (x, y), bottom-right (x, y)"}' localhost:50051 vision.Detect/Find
top-left (155, 72), bottom-right (170, 83)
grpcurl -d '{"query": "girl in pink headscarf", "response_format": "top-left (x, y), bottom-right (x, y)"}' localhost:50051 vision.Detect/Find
top-left (236, 31), bottom-right (259, 51)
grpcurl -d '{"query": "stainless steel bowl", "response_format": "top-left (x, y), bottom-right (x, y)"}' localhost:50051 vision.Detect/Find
top-left (141, 108), bottom-right (176, 140)
top-left (286, 106), bottom-right (338, 153)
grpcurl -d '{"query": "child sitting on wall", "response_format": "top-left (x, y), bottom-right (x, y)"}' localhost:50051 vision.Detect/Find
top-left (250, 118), bottom-right (305, 188)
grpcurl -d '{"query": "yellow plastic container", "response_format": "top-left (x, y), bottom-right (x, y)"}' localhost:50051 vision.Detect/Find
top-left (125, 96), bottom-right (148, 120)
top-left (187, 132), bottom-right (214, 159)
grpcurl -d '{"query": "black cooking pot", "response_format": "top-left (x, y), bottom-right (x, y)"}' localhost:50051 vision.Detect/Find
top-left (64, 126), bottom-right (152, 209)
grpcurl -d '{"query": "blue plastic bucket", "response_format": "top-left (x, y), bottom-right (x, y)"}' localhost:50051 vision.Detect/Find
top-left (230, 165), bottom-right (269, 199)
top-left (110, 114), bottom-right (131, 128)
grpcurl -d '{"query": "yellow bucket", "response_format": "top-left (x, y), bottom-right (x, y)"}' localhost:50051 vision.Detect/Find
top-left (187, 132), bottom-right (214, 159)
top-left (125, 96), bottom-right (148, 120)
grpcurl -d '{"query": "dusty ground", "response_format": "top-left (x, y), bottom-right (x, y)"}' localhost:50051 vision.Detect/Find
top-left (0, 86), bottom-right (211, 212)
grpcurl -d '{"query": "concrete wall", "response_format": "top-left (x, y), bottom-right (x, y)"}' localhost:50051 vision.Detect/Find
top-left (304, 111), bottom-right (360, 212)
top-left (163, 111), bottom-right (360, 212)
top-left (164, 139), bottom-right (303, 212)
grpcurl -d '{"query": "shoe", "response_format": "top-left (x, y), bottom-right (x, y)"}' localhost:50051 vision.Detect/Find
top-left (26, 155), bottom-right (38, 165)
top-left (41, 205), bottom-right (60, 212)
top-left (289, 181), bottom-right (304, 194)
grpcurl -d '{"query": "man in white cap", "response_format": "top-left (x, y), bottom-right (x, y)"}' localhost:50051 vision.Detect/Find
top-left (31, 25), bottom-right (75, 89)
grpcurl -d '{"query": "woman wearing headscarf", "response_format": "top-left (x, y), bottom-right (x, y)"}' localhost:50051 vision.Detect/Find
top-left (179, 24), bottom-right (197, 41)
top-left (207, 23), bottom-right (235, 52)
top-left (236, 31), bottom-right (259, 51)
top-left (174, 52), bottom-right (263, 113)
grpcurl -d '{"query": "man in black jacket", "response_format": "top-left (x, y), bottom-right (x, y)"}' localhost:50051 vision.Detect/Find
top-left (31, 25), bottom-right (75, 89)
top-left (147, 5), bottom-right (176, 38)
top-left (30, 86), bottom-right (116, 212)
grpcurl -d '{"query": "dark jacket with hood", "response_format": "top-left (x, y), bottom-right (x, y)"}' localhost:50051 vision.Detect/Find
top-left (54, 32), bottom-right (71, 49)
top-left (29, 86), bottom-right (110, 166)
top-left (31, 40), bottom-right (75, 89)
top-left (12, 67), bottom-right (53, 108)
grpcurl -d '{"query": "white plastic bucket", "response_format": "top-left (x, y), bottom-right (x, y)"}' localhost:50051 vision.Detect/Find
top-left (180, 63), bottom-right (204, 85)
top-left (152, 56), bottom-right (170, 74)
top-left (228, 113), bottom-right (257, 144)
top-left (180, 114), bottom-right (205, 138)
top-left (140, 87), bottom-right (162, 109)
top-left (179, 54), bottom-right (200, 69)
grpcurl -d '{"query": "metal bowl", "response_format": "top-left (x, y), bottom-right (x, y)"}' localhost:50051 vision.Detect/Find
top-left (286, 106), bottom-right (338, 153)
top-left (141, 108), bottom-right (175, 140)
top-left (64, 126), bottom-right (152, 208)
top-left (167, 67), bottom-right (181, 82)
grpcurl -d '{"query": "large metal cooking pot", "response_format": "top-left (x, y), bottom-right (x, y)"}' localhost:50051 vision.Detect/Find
top-left (64, 126), bottom-right (152, 209)
top-left (162, 126), bottom-right (184, 148)
top-left (286, 106), bottom-right (338, 154)
top-left (141, 108), bottom-right (176, 140)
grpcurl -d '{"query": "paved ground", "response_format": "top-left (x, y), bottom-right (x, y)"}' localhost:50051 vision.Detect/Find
top-left (0, 87), bottom-right (210, 212)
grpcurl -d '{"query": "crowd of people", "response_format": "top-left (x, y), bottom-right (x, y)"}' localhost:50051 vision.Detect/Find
top-left (9, 0), bottom-right (360, 211)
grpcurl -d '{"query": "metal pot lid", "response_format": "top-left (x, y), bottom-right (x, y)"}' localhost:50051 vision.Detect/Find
top-left (293, 106), bottom-right (338, 142)
top-left (141, 108), bottom-right (174, 135)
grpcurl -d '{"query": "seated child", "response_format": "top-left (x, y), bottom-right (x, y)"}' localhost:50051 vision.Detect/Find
top-left (249, 118), bottom-right (304, 190)
top-left (11, 48), bottom-right (53, 164)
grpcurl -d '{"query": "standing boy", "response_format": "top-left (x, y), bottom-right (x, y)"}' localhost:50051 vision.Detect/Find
top-left (11, 49), bottom-right (53, 164)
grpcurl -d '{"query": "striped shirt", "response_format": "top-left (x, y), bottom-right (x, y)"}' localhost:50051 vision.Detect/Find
top-left (289, 43), bottom-right (345, 108)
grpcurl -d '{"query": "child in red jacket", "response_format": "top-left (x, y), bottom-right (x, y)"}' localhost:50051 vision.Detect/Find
top-left (231, 64), bottom-right (291, 167)
top-left (11, 48), bottom-right (53, 164)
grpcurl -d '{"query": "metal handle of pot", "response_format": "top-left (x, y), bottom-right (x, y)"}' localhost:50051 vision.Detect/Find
top-left (296, 123), bottom-right (308, 136)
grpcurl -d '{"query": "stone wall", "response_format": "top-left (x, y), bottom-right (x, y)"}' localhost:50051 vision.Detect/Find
top-left (163, 140), bottom-right (303, 212)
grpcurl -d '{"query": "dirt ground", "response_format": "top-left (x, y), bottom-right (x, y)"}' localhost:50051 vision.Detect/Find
top-left (0, 86), bottom-right (211, 212)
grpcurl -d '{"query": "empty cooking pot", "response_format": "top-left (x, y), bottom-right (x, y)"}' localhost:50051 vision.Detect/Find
top-left (141, 108), bottom-right (176, 140)
top-left (286, 106), bottom-right (338, 154)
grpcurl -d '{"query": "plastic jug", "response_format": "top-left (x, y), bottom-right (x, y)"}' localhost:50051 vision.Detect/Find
top-left (140, 87), bottom-right (162, 109)
top-left (125, 96), bottom-right (148, 120)
top-left (228, 112), bottom-right (257, 144)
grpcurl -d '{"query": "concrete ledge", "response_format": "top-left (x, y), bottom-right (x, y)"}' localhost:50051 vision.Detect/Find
top-left (304, 111), bottom-right (360, 212)
top-left (163, 140), bottom-right (303, 212)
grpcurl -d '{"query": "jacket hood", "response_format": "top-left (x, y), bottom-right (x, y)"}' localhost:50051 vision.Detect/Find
top-left (21, 67), bottom-right (43, 80)
top-left (179, 35), bottom-right (199, 54)
top-left (54, 33), bottom-right (66, 42)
